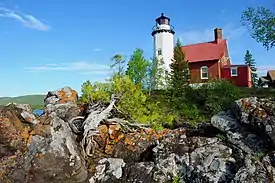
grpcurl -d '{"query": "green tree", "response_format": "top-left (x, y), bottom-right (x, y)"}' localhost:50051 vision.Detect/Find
top-left (79, 74), bottom-right (175, 130)
top-left (244, 50), bottom-right (258, 87)
top-left (110, 54), bottom-right (126, 76)
top-left (79, 80), bottom-right (111, 103)
top-left (241, 6), bottom-right (275, 50)
top-left (148, 57), bottom-right (166, 91)
top-left (126, 48), bottom-right (150, 88)
top-left (169, 39), bottom-right (190, 98)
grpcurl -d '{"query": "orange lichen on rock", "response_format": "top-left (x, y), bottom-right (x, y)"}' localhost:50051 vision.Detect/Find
top-left (108, 124), bottom-right (122, 140)
top-left (95, 125), bottom-right (109, 148)
top-left (33, 123), bottom-right (51, 137)
top-left (57, 87), bottom-right (78, 104)
top-left (241, 99), bottom-right (252, 110)
top-left (104, 144), bottom-right (113, 155)
top-left (252, 108), bottom-right (268, 119)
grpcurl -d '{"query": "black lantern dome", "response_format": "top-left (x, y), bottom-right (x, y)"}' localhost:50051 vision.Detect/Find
top-left (151, 13), bottom-right (175, 36)
top-left (155, 13), bottom-right (170, 26)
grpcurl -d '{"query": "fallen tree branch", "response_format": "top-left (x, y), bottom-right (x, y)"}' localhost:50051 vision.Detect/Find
top-left (81, 94), bottom-right (116, 157)
top-left (68, 116), bottom-right (85, 134)
top-left (104, 118), bottom-right (150, 130)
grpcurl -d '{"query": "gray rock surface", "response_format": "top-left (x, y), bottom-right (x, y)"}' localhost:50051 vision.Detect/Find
top-left (1, 89), bottom-right (275, 183)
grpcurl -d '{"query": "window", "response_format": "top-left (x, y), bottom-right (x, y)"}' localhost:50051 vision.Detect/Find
top-left (186, 68), bottom-right (190, 81)
top-left (201, 66), bottom-right (208, 79)
top-left (231, 67), bottom-right (238, 76)
top-left (157, 49), bottom-right (162, 56)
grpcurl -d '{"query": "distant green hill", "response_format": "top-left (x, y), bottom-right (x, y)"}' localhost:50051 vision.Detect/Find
top-left (0, 95), bottom-right (45, 108)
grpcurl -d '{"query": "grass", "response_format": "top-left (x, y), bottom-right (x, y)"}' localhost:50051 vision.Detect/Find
top-left (239, 87), bottom-right (275, 98)
top-left (0, 95), bottom-right (45, 108)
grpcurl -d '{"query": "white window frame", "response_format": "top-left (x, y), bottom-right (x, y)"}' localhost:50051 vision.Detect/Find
top-left (230, 67), bottom-right (238, 76)
top-left (200, 66), bottom-right (208, 79)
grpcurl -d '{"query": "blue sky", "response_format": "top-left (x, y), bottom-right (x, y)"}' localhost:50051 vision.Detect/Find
top-left (0, 0), bottom-right (274, 97)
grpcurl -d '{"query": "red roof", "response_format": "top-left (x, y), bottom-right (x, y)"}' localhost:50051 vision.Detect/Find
top-left (181, 40), bottom-right (227, 63)
top-left (221, 64), bottom-right (249, 68)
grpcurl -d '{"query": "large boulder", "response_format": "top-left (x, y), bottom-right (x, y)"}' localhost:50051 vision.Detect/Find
top-left (44, 86), bottom-right (78, 106)
top-left (0, 88), bottom-right (87, 183)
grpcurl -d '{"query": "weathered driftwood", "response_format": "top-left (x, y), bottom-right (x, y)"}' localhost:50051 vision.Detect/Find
top-left (81, 95), bottom-right (116, 157)
top-left (105, 118), bottom-right (150, 131)
top-left (68, 116), bottom-right (85, 134)
top-left (68, 94), bottom-right (151, 157)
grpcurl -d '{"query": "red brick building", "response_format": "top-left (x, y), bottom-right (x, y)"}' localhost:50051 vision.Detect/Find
top-left (181, 28), bottom-right (252, 88)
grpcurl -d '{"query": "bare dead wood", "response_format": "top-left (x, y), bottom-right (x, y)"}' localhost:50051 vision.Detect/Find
top-left (81, 95), bottom-right (116, 157)
top-left (104, 118), bottom-right (150, 130)
top-left (68, 116), bottom-right (85, 134)
top-left (68, 94), bottom-right (152, 157)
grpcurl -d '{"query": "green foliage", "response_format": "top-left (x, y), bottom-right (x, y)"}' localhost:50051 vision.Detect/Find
top-left (169, 39), bottom-right (190, 101)
top-left (216, 134), bottom-right (227, 141)
top-left (241, 6), bottom-right (275, 50)
top-left (256, 151), bottom-right (265, 158)
top-left (172, 175), bottom-right (181, 183)
top-left (253, 151), bottom-right (266, 161)
top-left (126, 48), bottom-right (150, 88)
top-left (204, 80), bottom-right (240, 114)
top-left (79, 80), bottom-right (111, 103)
top-left (181, 104), bottom-right (206, 126)
top-left (238, 87), bottom-right (275, 98)
top-left (110, 54), bottom-right (126, 76)
top-left (244, 50), bottom-right (258, 87)
top-left (80, 75), bottom-right (175, 130)
top-left (185, 79), bottom-right (240, 117)
top-left (148, 57), bottom-right (166, 90)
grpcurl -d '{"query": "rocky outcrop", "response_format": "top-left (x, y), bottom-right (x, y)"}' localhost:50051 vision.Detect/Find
top-left (211, 97), bottom-right (275, 183)
top-left (0, 87), bottom-right (87, 183)
top-left (1, 87), bottom-right (275, 183)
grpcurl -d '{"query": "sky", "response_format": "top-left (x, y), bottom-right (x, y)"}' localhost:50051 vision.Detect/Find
top-left (0, 0), bottom-right (274, 97)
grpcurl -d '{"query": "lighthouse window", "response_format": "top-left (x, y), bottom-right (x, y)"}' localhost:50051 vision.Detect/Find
top-left (157, 49), bottom-right (162, 56)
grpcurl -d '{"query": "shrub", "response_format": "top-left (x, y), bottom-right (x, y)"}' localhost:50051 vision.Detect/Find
top-left (185, 79), bottom-right (240, 117)
top-left (79, 80), bottom-right (111, 103)
top-left (205, 79), bottom-right (240, 114)
top-left (80, 75), bottom-right (175, 130)
top-left (181, 104), bottom-right (206, 126)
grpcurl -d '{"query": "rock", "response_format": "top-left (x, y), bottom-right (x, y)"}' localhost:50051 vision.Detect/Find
top-left (90, 158), bottom-right (126, 182)
top-left (211, 111), bottom-right (268, 154)
top-left (152, 130), bottom-right (236, 183)
top-left (232, 97), bottom-right (275, 146)
top-left (2, 89), bottom-right (275, 183)
top-left (44, 86), bottom-right (78, 106)
top-left (232, 154), bottom-right (275, 182)
top-left (0, 88), bottom-right (88, 183)
top-left (44, 102), bottom-right (81, 121)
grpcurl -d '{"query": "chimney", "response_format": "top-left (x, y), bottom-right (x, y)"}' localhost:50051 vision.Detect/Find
top-left (214, 28), bottom-right (222, 43)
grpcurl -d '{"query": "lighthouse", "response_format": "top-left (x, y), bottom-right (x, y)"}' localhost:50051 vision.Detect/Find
top-left (151, 13), bottom-right (175, 73)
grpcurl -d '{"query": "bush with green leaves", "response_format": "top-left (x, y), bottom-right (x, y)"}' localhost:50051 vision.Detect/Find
top-left (185, 79), bottom-right (240, 117)
top-left (79, 80), bottom-right (111, 103)
top-left (79, 75), bottom-right (175, 130)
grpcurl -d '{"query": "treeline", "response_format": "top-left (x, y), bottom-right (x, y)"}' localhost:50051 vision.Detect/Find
top-left (79, 40), bottom-right (240, 130)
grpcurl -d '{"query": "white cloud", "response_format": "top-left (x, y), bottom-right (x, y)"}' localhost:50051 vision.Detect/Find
top-left (93, 48), bottom-right (102, 52)
top-left (24, 61), bottom-right (111, 75)
top-left (0, 7), bottom-right (50, 31)
top-left (178, 23), bottom-right (246, 45)
top-left (257, 65), bottom-right (275, 77)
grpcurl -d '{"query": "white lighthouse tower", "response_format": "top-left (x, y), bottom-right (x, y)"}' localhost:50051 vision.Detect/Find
top-left (152, 13), bottom-right (175, 73)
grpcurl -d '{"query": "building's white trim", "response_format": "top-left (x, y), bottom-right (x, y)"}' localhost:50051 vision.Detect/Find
top-left (200, 66), bottom-right (208, 79)
top-left (230, 67), bottom-right (238, 76)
